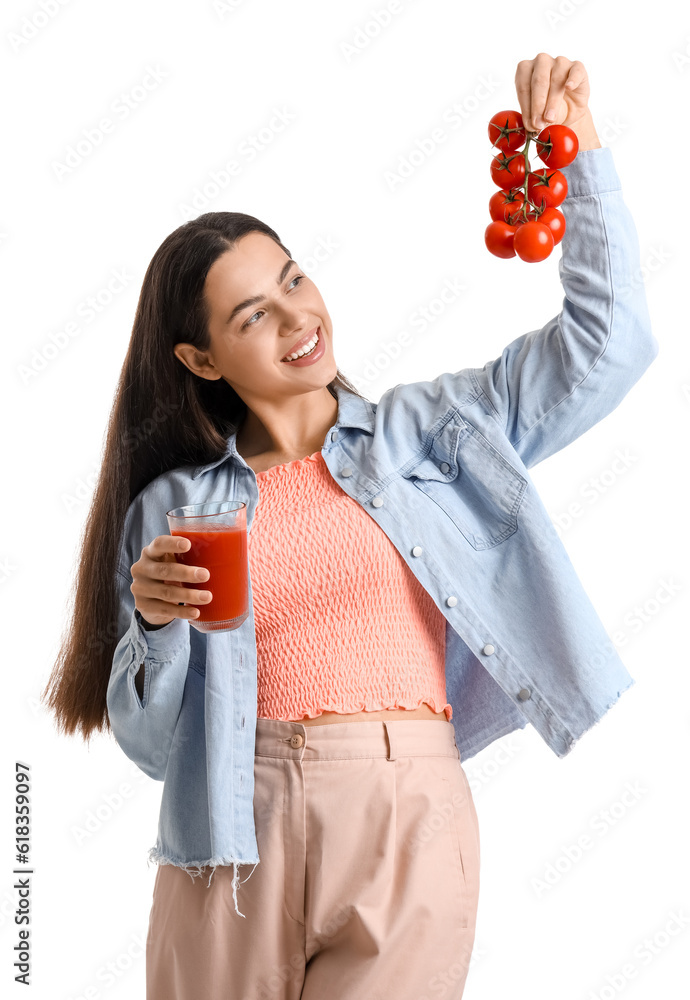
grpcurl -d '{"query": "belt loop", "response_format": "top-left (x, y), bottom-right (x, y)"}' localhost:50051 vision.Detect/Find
top-left (384, 721), bottom-right (396, 761)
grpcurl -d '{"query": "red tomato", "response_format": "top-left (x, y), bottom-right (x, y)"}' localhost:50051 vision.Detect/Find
top-left (535, 124), bottom-right (579, 169)
top-left (485, 221), bottom-right (517, 258)
top-left (488, 110), bottom-right (526, 153)
top-left (536, 206), bottom-right (566, 244)
top-left (527, 168), bottom-right (568, 209)
top-left (489, 189), bottom-right (525, 223)
top-left (513, 221), bottom-right (554, 262)
top-left (490, 152), bottom-right (526, 190)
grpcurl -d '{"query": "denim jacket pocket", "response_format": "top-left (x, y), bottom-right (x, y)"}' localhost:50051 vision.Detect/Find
top-left (405, 412), bottom-right (528, 550)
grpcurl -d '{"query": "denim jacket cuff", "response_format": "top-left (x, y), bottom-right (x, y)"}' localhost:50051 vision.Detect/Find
top-left (559, 145), bottom-right (621, 198)
top-left (131, 607), bottom-right (189, 663)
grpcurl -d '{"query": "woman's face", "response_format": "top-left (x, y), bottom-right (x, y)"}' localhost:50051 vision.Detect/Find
top-left (175, 231), bottom-right (336, 402)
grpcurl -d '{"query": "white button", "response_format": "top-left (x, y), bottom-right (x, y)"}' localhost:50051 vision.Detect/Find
top-left (331, 430), bottom-right (339, 442)
top-left (411, 546), bottom-right (423, 557)
top-left (341, 466), bottom-right (353, 477)
top-left (482, 644), bottom-right (495, 655)
top-left (372, 497), bottom-right (383, 507)
top-left (446, 596), bottom-right (457, 607)
top-left (440, 462), bottom-right (450, 474)
top-left (517, 688), bottom-right (531, 701)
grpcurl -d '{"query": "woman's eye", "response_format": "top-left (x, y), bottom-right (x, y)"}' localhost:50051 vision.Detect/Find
top-left (242, 274), bottom-right (305, 329)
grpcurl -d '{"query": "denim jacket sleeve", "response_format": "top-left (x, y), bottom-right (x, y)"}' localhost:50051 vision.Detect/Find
top-left (463, 145), bottom-right (659, 469)
top-left (105, 564), bottom-right (191, 781)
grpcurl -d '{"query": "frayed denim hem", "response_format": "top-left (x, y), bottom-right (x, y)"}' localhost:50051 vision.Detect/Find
top-left (147, 847), bottom-right (260, 917)
top-left (563, 678), bottom-right (636, 757)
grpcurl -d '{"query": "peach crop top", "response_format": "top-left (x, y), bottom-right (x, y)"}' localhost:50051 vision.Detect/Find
top-left (247, 450), bottom-right (452, 723)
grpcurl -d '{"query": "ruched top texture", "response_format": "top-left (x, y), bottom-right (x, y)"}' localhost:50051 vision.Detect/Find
top-left (247, 449), bottom-right (451, 722)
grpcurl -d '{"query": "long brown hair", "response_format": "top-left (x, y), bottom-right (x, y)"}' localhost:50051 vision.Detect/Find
top-left (41, 212), bottom-right (367, 743)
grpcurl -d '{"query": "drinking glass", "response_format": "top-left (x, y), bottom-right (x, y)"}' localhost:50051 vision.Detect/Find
top-left (166, 500), bottom-right (248, 633)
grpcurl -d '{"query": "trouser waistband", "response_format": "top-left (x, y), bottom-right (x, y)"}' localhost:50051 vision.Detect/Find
top-left (253, 717), bottom-right (460, 762)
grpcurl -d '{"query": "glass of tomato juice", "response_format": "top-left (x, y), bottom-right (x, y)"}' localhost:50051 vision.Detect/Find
top-left (165, 500), bottom-right (248, 633)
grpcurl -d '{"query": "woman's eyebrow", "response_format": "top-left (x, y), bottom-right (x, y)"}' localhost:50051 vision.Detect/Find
top-left (226, 259), bottom-right (298, 324)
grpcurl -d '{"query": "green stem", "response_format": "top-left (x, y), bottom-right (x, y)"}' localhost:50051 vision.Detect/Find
top-left (513, 131), bottom-right (543, 225)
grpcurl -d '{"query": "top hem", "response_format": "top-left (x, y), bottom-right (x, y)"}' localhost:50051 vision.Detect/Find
top-left (260, 699), bottom-right (453, 723)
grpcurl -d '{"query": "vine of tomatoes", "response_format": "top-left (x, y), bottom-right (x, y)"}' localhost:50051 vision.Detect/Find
top-left (485, 110), bottom-right (579, 262)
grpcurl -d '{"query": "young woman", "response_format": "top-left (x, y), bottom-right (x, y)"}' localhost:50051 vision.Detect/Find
top-left (43, 54), bottom-right (657, 999)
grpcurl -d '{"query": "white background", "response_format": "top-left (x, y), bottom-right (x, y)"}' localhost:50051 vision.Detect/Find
top-left (2, 0), bottom-right (688, 997)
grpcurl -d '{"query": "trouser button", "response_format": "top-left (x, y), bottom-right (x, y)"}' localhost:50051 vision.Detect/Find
top-left (290, 734), bottom-right (304, 748)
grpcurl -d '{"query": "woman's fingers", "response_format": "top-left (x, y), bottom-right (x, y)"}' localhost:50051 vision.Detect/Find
top-left (141, 597), bottom-right (200, 621)
top-left (130, 534), bottom-right (212, 623)
top-left (515, 54), bottom-right (589, 133)
top-left (564, 61), bottom-right (586, 90)
top-left (535, 55), bottom-right (572, 128)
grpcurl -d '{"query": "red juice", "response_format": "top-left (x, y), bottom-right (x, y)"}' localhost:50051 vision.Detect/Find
top-left (171, 523), bottom-right (248, 626)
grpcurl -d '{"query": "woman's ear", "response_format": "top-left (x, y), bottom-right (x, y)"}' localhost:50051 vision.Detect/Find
top-left (172, 343), bottom-right (222, 380)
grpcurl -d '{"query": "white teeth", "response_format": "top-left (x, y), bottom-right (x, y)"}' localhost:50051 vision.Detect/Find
top-left (282, 330), bottom-right (319, 361)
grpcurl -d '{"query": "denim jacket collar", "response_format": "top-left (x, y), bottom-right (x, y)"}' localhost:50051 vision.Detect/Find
top-left (191, 383), bottom-right (376, 481)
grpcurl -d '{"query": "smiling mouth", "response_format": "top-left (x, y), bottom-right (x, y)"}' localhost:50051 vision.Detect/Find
top-left (281, 327), bottom-right (320, 362)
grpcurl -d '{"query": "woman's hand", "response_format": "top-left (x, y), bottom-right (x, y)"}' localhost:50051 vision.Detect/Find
top-left (515, 53), bottom-right (601, 150)
top-left (130, 535), bottom-right (212, 628)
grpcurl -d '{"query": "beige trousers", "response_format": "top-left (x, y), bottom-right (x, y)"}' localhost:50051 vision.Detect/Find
top-left (146, 717), bottom-right (481, 999)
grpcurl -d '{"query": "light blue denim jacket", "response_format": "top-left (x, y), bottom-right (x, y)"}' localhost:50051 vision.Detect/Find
top-left (107, 146), bottom-right (658, 915)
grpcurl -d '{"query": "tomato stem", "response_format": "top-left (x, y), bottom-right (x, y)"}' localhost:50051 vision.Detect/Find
top-left (514, 131), bottom-right (543, 224)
